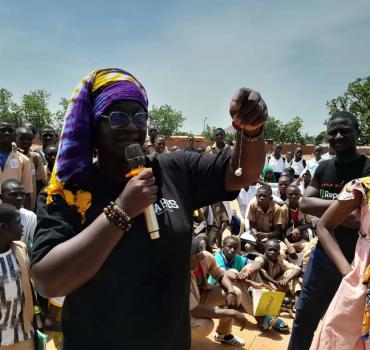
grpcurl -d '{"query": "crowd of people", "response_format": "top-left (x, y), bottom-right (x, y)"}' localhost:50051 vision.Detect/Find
top-left (0, 67), bottom-right (369, 350)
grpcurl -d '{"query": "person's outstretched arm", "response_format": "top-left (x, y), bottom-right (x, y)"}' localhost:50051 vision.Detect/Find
top-left (317, 191), bottom-right (362, 276)
top-left (301, 184), bottom-right (360, 230)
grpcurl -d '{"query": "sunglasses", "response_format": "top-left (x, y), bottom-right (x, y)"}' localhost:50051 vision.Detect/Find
top-left (101, 112), bottom-right (149, 129)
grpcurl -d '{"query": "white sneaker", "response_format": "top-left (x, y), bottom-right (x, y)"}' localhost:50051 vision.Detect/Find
top-left (214, 332), bottom-right (245, 347)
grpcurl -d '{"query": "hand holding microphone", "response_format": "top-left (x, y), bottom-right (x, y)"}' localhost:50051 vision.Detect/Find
top-left (115, 144), bottom-right (160, 240)
top-left (115, 169), bottom-right (158, 218)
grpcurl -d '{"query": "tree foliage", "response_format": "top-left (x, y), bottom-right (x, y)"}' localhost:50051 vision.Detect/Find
top-left (314, 131), bottom-right (327, 145)
top-left (0, 88), bottom-right (69, 133)
top-left (19, 90), bottom-right (52, 131)
top-left (201, 124), bottom-right (217, 141)
top-left (51, 97), bottom-right (69, 132)
top-left (149, 105), bottom-right (185, 138)
top-left (264, 116), bottom-right (307, 144)
top-left (327, 76), bottom-right (370, 145)
top-left (0, 88), bottom-right (21, 124)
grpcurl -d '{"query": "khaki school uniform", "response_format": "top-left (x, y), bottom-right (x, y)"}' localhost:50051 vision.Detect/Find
top-left (248, 201), bottom-right (288, 232)
top-left (22, 150), bottom-right (46, 210)
top-left (204, 143), bottom-right (231, 155)
top-left (255, 255), bottom-right (302, 296)
top-left (190, 252), bottom-right (252, 339)
top-left (0, 144), bottom-right (33, 195)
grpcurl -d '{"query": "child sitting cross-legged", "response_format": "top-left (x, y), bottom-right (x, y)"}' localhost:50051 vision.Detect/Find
top-left (210, 236), bottom-right (290, 333)
top-left (254, 239), bottom-right (302, 305)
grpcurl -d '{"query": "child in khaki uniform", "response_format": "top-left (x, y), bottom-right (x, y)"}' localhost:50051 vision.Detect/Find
top-left (255, 239), bottom-right (302, 302)
top-left (244, 185), bottom-right (288, 252)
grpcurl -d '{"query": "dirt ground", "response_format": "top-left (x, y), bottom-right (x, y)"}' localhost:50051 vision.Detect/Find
top-left (191, 311), bottom-right (295, 350)
top-left (45, 312), bottom-right (301, 350)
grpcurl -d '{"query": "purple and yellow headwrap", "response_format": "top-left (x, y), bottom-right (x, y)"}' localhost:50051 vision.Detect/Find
top-left (46, 68), bottom-right (148, 222)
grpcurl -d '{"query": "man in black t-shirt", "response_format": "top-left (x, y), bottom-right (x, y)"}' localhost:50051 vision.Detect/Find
top-left (288, 112), bottom-right (370, 350)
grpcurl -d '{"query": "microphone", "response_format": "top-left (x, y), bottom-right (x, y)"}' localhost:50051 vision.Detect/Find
top-left (125, 144), bottom-right (160, 240)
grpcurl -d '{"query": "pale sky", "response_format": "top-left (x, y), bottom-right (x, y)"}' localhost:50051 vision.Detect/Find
top-left (1, 0), bottom-right (369, 135)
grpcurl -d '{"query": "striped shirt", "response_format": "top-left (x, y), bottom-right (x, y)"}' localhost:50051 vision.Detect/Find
top-left (0, 249), bottom-right (32, 346)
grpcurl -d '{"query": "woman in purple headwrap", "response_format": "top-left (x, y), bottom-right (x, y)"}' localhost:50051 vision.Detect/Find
top-left (30, 68), bottom-right (268, 350)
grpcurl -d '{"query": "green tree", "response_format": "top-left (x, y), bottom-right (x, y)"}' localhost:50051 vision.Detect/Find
top-left (327, 76), bottom-right (370, 145)
top-left (224, 133), bottom-right (234, 146)
top-left (281, 116), bottom-right (305, 144)
top-left (20, 90), bottom-right (52, 131)
top-left (302, 133), bottom-right (315, 145)
top-left (264, 116), bottom-right (305, 144)
top-left (149, 105), bottom-right (185, 138)
top-left (51, 97), bottom-right (69, 132)
top-left (264, 116), bottom-right (284, 142)
top-left (314, 131), bottom-right (327, 145)
top-left (0, 88), bottom-right (21, 124)
top-left (201, 124), bottom-right (217, 141)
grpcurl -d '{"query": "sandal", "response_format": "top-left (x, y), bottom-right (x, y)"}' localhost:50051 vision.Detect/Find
top-left (214, 332), bottom-right (245, 347)
top-left (271, 318), bottom-right (289, 333)
top-left (260, 315), bottom-right (289, 333)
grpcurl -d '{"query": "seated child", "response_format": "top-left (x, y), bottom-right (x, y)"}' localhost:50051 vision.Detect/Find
top-left (278, 175), bottom-right (293, 202)
top-left (210, 236), bottom-right (289, 333)
top-left (190, 237), bottom-right (247, 346)
top-left (255, 239), bottom-right (302, 303)
top-left (0, 204), bottom-right (34, 349)
top-left (243, 185), bottom-right (288, 252)
top-left (260, 166), bottom-right (276, 183)
top-left (210, 236), bottom-right (253, 284)
top-left (281, 185), bottom-right (317, 271)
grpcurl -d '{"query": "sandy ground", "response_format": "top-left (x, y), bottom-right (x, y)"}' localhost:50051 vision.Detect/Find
top-left (45, 312), bottom-right (299, 350)
top-left (192, 311), bottom-right (295, 350)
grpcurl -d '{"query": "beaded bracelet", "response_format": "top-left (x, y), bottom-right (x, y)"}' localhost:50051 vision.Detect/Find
top-left (103, 201), bottom-right (132, 231)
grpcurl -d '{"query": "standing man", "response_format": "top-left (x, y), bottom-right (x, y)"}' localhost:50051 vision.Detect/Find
top-left (288, 111), bottom-right (370, 350)
top-left (289, 148), bottom-right (306, 178)
top-left (204, 128), bottom-right (232, 250)
top-left (185, 136), bottom-right (198, 153)
top-left (0, 119), bottom-right (33, 210)
top-left (16, 126), bottom-right (47, 210)
top-left (153, 137), bottom-right (169, 155)
top-left (265, 144), bottom-right (286, 181)
top-left (35, 127), bottom-right (57, 165)
top-left (44, 145), bottom-right (58, 183)
top-left (205, 128), bottom-right (231, 154)
top-left (146, 127), bottom-right (158, 155)
top-left (286, 151), bottom-right (294, 164)
top-left (305, 145), bottom-right (324, 175)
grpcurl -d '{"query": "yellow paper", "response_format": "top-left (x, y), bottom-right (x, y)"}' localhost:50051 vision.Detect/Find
top-left (252, 288), bottom-right (285, 316)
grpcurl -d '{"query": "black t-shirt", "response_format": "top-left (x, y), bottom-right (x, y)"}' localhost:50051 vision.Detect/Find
top-left (309, 154), bottom-right (370, 261)
top-left (31, 151), bottom-right (238, 350)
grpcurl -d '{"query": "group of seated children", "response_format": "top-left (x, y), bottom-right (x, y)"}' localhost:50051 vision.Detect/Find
top-left (243, 184), bottom-right (317, 268)
top-left (189, 181), bottom-right (318, 344)
top-left (190, 234), bottom-right (308, 345)
top-left (190, 236), bottom-right (292, 346)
